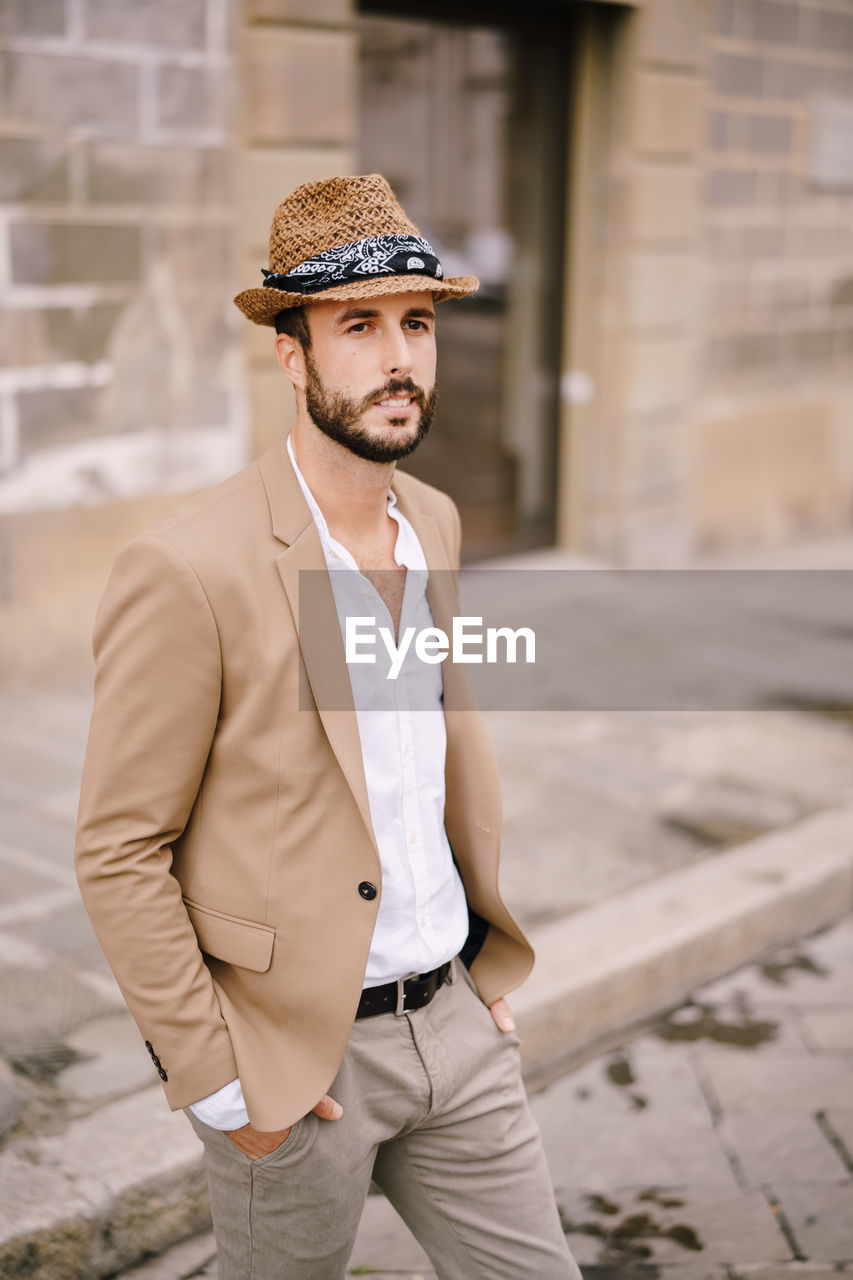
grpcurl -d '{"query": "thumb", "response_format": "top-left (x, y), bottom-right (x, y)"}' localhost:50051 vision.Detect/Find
top-left (312, 1093), bottom-right (343, 1121)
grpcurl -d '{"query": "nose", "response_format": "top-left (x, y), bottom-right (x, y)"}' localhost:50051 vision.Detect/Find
top-left (381, 324), bottom-right (413, 379)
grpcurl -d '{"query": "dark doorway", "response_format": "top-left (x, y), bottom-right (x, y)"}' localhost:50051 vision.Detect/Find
top-left (357, 7), bottom-right (573, 559)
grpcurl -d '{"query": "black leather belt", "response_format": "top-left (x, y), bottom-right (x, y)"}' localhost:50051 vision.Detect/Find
top-left (356, 961), bottom-right (452, 1019)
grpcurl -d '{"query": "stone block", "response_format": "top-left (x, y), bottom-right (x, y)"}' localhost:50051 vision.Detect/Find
top-left (780, 60), bottom-right (826, 101)
top-left (707, 168), bottom-right (758, 206)
top-left (690, 399), bottom-right (842, 545)
top-left (17, 387), bottom-right (105, 455)
top-left (720, 1112), bottom-right (849, 1185)
top-left (713, 52), bottom-right (766, 97)
top-left (624, 338), bottom-right (694, 414)
top-left (771, 1185), bottom-right (853, 1260)
top-left (630, 166), bottom-right (699, 242)
top-left (0, 138), bottom-right (69, 203)
top-left (695, 1050), bottom-right (853, 1116)
top-left (813, 8), bottom-right (853, 56)
top-left (752, 0), bottom-right (800, 45)
top-left (149, 224), bottom-right (234, 293)
top-left (622, 425), bottom-right (686, 500)
top-left (798, 1012), bottom-right (853, 1052)
top-left (634, 73), bottom-right (702, 155)
top-left (2, 51), bottom-right (139, 136)
top-left (628, 253), bottom-right (695, 329)
top-left (86, 142), bottom-right (232, 206)
top-left (746, 113), bottom-right (794, 153)
top-left (635, 0), bottom-right (704, 68)
top-left (10, 221), bottom-right (141, 285)
top-left (0, 305), bottom-right (124, 367)
top-left (247, 0), bottom-right (353, 22)
top-left (239, 146), bottom-right (355, 258)
top-left (0, 0), bottom-right (65, 36)
top-left (241, 26), bottom-right (357, 147)
top-left (156, 64), bottom-right (229, 134)
top-left (85, 0), bottom-right (207, 47)
top-left (711, 0), bottom-right (737, 37)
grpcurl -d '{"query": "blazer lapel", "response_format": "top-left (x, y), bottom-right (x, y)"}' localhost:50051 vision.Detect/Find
top-left (258, 443), bottom-right (379, 862)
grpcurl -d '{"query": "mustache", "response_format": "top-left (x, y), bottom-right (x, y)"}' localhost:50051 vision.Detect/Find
top-left (361, 378), bottom-right (425, 407)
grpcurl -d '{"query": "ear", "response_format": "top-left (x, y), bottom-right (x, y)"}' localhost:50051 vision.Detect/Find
top-left (274, 333), bottom-right (307, 392)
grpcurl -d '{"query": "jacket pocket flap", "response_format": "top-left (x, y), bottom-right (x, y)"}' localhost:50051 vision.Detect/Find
top-left (184, 898), bottom-right (275, 973)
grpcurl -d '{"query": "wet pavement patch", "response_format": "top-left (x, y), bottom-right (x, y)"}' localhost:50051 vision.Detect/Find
top-left (559, 1190), bottom-right (706, 1263)
top-left (759, 950), bottom-right (829, 986)
top-left (653, 999), bottom-right (779, 1049)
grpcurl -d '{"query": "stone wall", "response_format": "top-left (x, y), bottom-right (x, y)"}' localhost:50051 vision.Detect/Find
top-left (0, 0), bottom-right (245, 519)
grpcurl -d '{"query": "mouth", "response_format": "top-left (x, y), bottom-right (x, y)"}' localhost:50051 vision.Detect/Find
top-left (375, 396), bottom-right (416, 410)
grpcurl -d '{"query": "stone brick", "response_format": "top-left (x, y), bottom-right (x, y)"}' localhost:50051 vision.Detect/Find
top-left (635, 0), bottom-right (704, 68)
top-left (10, 222), bottom-right (141, 286)
top-left (622, 424), bottom-right (686, 499)
top-left (625, 338), bottom-right (694, 414)
top-left (155, 64), bottom-right (229, 134)
top-left (780, 60), bottom-right (827, 101)
top-left (771, 1185), bottom-right (853, 1260)
top-left (752, 0), bottom-right (800, 45)
top-left (149, 225), bottom-right (233, 293)
top-left (2, 51), bottom-right (139, 137)
top-left (0, 138), bottom-right (69, 203)
top-left (17, 386), bottom-right (105, 454)
top-left (634, 73), bottom-right (702, 155)
top-left (720, 1112), bottom-right (849, 1184)
top-left (246, 0), bottom-right (352, 22)
top-left (239, 146), bottom-right (354, 258)
top-left (746, 113), bottom-right (794, 153)
top-left (812, 8), bottom-right (853, 56)
top-left (0, 0), bottom-right (65, 36)
top-left (628, 253), bottom-right (696, 329)
top-left (690, 399), bottom-right (841, 546)
top-left (707, 168), bottom-right (757, 206)
top-left (0, 305), bottom-right (124, 366)
top-left (713, 52), bottom-right (766, 97)
top-left (630, 166), bottom-right (699, 242)
top-left (784, 327), bottom-right (835, 367)
top-left (241, 27), bottom-right (356, 147)
top-left (712, 0), bottom-right (737, 37)
top-left (84, 0), bottom-right (207, 48)
top-left (86, 142), bottom-right (232, 205)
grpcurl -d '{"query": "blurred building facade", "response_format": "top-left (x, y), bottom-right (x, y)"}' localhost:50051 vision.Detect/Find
top-left (1, 0), bottom-right (852, 681)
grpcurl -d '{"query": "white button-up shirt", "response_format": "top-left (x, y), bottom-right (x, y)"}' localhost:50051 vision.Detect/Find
top-left (190, 435), bottom-right (468, 1129)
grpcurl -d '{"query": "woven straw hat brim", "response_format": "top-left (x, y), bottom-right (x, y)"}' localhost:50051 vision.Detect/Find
top-left (234, 273), bottom-right (480, 327)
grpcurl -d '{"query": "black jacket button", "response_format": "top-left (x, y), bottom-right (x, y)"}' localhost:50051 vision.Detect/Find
top-left (158, 1067), bottom-right (168, 1082)
top-left (358, 881), bottom-right (377, 900)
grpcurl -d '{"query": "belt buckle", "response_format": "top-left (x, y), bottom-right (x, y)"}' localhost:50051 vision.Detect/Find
top-left (395, 971), bottom-right (420, 1016)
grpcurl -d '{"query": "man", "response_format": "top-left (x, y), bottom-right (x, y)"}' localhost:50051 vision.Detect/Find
top-left (75, 174), bottom-right (580, 1279)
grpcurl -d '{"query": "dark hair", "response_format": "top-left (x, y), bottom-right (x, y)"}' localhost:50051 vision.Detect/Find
top-left (274, 306), bottom-right (312, 351)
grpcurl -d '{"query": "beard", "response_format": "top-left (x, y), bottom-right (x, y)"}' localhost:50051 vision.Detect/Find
top-left (303, 349), bottom-right (437, 463)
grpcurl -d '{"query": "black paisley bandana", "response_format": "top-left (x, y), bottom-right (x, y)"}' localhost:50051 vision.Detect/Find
top-left (261, 234), bottom-right (444, 296)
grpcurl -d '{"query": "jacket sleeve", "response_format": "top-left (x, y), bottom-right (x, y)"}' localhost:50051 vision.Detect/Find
top-left (75, 533), bottom-right (239, 1110)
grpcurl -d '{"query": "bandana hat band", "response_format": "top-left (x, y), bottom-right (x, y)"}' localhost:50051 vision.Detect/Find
top-left (261, 233), bottom-right (444, 297)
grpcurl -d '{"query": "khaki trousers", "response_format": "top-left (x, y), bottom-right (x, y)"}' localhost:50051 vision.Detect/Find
top-left (185, 957), bottom-right (581, 1280)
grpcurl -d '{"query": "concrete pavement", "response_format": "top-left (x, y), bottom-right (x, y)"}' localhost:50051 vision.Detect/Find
top-left (119, 912), bottom-right (853, 1279)
top-left (2, 537), bottom-right (853, 1275)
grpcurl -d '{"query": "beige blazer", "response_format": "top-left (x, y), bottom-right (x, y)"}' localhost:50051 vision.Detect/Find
top-left (75, 442), bottom-right (534, 1131)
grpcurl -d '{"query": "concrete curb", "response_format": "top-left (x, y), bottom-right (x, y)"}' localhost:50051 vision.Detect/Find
top-left (3, 804), bottom-right (853, 1279)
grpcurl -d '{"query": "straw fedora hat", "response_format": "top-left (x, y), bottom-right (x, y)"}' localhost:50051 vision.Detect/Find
top-left (234, 173), bottom-right (479, 326)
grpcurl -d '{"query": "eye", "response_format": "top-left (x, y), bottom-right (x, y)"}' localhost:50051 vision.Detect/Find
top-left (346, 321), bottom-right (371, 335)
top-left (405, 318), bottom-right (432, 332)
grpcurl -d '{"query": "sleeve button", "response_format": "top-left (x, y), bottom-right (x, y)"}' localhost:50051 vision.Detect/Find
top-left (358, 881), bottom-right (377, 901)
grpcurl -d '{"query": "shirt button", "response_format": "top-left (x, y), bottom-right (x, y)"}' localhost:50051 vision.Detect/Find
top-left (409, 832), bottom-right (417, 845)
top-left (358, 881), bottom-right (377, 901)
